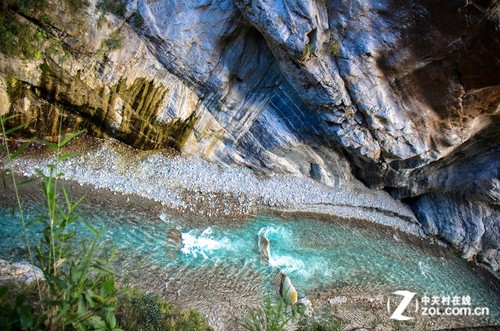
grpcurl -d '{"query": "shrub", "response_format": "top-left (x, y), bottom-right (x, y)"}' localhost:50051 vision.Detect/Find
top-left (117, 291), bottom-right (212, 331)
top-left (104, 33), bottom-right (123, 50)
top-left (1, 116), bottom-right (122, 330)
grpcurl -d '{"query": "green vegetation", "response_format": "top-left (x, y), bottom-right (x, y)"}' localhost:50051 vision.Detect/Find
top-left (0, 0), bottom-right (93, 59)
top-left (128, 11), bottom-right (145, 29)
top-left (301, 42), bottom-right (314, 62)
top-left (97, 0), bottom-right (126, 17)
top-left (104, 30), bottom-right (124, 51)
top-left (67, 0), bottom-right (90, 10)
top-left (0, 284), bottom-right (39, 330)
top-left (0, 0), bottom-right (88, 59)
top-left (1, 0), bottom-right (46, 15)
top-left (118, 291), bottom-right (212, 331)
top-left (328, 40), bottom-right (340, 56)
top-left (0, 114), bottom-right (211, 330)
top-left (239, 297), bottom-right (344, 331)
top-left (0, 116), bottom-right (121, 330)
top-left (239, 298), bottom-right (294, 331)
top-left (0, 0), bottom-right (48, 58)
top-left (0, 12), bottom-right (45, 59)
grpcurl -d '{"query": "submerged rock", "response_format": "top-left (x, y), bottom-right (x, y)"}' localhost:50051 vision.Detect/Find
top-left (167, 228), bottom-right (184, 250)
top-left (258, 234), bottom-right (270, 261)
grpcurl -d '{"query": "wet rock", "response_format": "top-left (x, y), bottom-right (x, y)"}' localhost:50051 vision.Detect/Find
top-left (279, 273), bottom-right (298, 305)
top-left (258, 235), bottom-right (270, 261)
top-left (167, 228), bottom-right (183, 250)
top-left (298, 296), bottom-right (314, 317)
top-left (411, 193), bottom-right (499, 277)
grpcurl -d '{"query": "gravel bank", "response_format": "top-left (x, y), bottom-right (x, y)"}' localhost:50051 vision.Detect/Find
top-left (2, 137), bottom-right (422, 236)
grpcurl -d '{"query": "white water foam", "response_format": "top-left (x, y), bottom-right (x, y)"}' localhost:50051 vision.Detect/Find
top-left (180, 227), bottom-right (230, 259)
top-left (258, 226), bottom-right (307, 275)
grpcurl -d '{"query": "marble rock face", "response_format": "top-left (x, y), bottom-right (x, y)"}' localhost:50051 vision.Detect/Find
top-left (1, 0), bottom-right (499, 273)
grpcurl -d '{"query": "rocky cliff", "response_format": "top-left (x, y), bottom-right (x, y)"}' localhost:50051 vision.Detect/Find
top-left (0, 0), bottom-right (499, 273)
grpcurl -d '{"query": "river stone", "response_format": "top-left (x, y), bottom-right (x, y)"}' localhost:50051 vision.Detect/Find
top-left (0, 259), bottom-right (44, 284)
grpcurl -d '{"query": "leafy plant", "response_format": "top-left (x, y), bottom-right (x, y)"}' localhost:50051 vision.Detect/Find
top-left (128, 11), bottom-right (145, 29)
top-left (0, 286), bottom-right (39, 330)
top-left (29, 130), bottom-right (121, 331)
top-left (1, 114), bottom-right (122, 330)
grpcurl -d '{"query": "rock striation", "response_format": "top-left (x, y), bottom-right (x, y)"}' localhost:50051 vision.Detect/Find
top-left (0, 0), bottom-right (498, 273)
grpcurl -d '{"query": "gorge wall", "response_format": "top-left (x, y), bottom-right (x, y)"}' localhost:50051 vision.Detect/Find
top-left (0, 0), bottom-right (499, 274)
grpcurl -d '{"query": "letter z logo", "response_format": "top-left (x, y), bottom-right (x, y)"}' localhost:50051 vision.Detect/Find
top-left (388, 290), bottom-right (417, 321)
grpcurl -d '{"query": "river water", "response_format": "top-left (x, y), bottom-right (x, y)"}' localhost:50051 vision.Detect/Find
top-left (0, 190), bottom-right (498, 329)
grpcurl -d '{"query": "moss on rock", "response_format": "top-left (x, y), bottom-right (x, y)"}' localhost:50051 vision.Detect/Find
top-left (3, 60), bottom-right (198, 151)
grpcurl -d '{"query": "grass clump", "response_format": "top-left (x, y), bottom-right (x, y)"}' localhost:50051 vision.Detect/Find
top-left (239, 298), bottom-right (293, 331)
top-left (240, 297), bottom-right (343, 331)
top-left (118, 291), bottom-right (212, 331)
top-left (297, 316), bottom-right (342, 331)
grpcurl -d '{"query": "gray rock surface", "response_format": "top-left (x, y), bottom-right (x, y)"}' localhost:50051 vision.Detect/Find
top-left (0, 0), bottom-right (498, 273)
top-left (0, 259), bottom-right (44, 284)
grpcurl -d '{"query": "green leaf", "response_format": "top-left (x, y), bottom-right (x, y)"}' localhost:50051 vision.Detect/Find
top-left (83, 220), bottom-right (98, 236)
top-left (85, 289), bottom-right (96, 308)
top-left (4, 123), bottom-right (27, 136)
top-left (40, 139), bottom-right (59, 152)
top-left (18, 306), bottom-right (33, 329)
top-left (106, 310), bottom-right (117, 329)
top-left (58, 130), bottom-right (85, 148)
top-left (77, 295), bottom-right (87, 316)
top-left (48, 275), bottom-right (68, 289)
top-left (0, 114), bottom-right (21, 122)
top-left (100, 278), bottom-right (115, 298)
top-left (71, 269), bottom-right (83, 282)
top-left (58, 151), bottom-right (78, 163)
top-left (88, 315), bottom-right (107, 329)
top-left (16, 177), bottom-right (36, 186)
